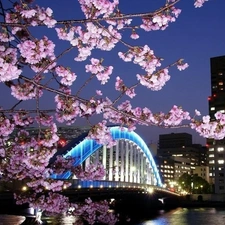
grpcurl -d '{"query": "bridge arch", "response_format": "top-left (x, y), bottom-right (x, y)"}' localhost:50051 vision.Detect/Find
top-left (53, 126), bottom-right (162, 187)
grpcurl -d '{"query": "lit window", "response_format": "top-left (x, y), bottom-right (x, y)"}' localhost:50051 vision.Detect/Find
top-left (219, 82), bottom-right (223, 86)
top-left (210, 107), bottom-right (215, 111)
top-left (220, 110), bottom-right (225, 113)
top-left (218, 72), bottom-right (223, 76)
top-left (209, 160), bottom-right (215, 164)
top-left (218, 147), bottom-right (224, 152)
top-left (209, 148), bottom-right (214, 152)
top-left (209, 154), bottom-right (214, 158)
top-left (218, 160), bottom-right (224, 164)
top-left (212, 85), bottom-right (217, 89)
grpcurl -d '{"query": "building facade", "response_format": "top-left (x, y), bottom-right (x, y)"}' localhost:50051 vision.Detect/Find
top-left (156, 133), bottom-right (207, 187)
top-left (155, 156), bottom-right (175, 186)
top-left (194, 165), bottom-right (210, 183)
top-left (158, 133), bottom-right (207, 170)
top-left (207, 55), bottom-right (225, 194)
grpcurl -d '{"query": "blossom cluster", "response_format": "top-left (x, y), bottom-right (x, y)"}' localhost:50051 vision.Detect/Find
top-left (0, 116), bottom-right (14, 137)
top-left (51, 155), bottom-right (75, 175)
top-left (55, 88), bottom-right (81, 124)
top-left (194, 0), bottom-right (209, 8)
top-left (6, 4), bottom-right (56, 29)
top-left (13, 111), bottom-right (33, 127)
top-left (17, 36), bottom-right (56, 73)
top-left (11, 80), bottom-right (43, 100)
top-left (140, 5), bottom-right (181, 32)
top-left (87, 121), bottom-right (116, 147)
top-left (55, 66), bottom-right (77, 86)
top-left (73, 163), bottom-right (106, 180)
top-left (56, 22), bottom-right (121, 61)
top-left (191, 111), bottom-right (225, 140)
top-left (78, 0), bottom-right (119, 19)
top-left (15, 192), bottom-right (70, 214)
top-left (72, 198), bottom-right (118, 225)
top-left (117, 45), bottom-right (174, 91)
top-left (0, 45), bottom-right (22, 82)
top-left (85, 58), bottom-right (113, 84)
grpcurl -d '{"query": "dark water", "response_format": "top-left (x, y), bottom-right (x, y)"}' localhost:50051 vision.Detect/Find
top-left (137, 208), bottom-right (225, 225)
top-left (42, 208), bottom-right (225, 225)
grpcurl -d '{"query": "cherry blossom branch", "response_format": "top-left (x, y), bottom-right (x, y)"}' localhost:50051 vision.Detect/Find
top-left (107, 105), bottom-right (190, 128)
top-left (96, 21), bottom-right (133, 49)
top-left (0, 109), bottom-right (56, 114)
top-left (0, 0), bottom-right (179, 28)
top-left (19, 75), bottom-right (88, 103)
top-left (10, 100), bottom-right (23, 111)
top-left (31, 45), bottom-right (74, 79)
top-left (76, 73), bottom-right (96, 96)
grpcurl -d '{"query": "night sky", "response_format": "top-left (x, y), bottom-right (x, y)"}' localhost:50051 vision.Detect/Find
top-left (1, 0), bottom-right (225, 145)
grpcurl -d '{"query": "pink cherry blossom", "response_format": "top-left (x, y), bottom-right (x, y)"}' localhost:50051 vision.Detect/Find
top-left (0, 46), bottom-right (22, 82)
top-left (177, 62), bottom-right (189, 71)
top-left (55, 66), bottom-right (77, 86)
top-left (194, 0), bottom-right (208, 8)
top-left (73, 163), bottom-right (106, 180)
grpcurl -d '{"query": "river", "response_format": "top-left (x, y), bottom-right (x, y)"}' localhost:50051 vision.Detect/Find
top-left (137, 208), bottom-right (225, 225)
top-left (41, 207), bottom-right (225, 225)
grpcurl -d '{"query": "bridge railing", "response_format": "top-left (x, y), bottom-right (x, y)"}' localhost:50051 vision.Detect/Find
top-left (66, 179), bottom-right (180, 196)
top-left (0, 179), bottom-right (180, 196)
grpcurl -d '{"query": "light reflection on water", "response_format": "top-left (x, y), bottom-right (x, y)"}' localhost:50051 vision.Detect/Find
top-left (138, 208), bottom-right (225, 225)
top-left (42, 215), bottom-right (77, 225)
top-left (41, 208), bottom-right (225, 225)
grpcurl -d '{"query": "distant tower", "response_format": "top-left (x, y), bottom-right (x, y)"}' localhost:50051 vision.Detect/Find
top-left (207, 55), bottom-right (225, 194)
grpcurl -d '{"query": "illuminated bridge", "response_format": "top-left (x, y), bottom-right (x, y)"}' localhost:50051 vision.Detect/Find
top-left (50, 126), bottom-right (181, 206)
top-left (52, 126), bottom-right (161, 186)
top-left (51, 126), bottom-right (165, 187)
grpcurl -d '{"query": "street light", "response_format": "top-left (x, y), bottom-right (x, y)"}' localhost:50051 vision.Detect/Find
top-left (200, 185), bottom-right (203, 193)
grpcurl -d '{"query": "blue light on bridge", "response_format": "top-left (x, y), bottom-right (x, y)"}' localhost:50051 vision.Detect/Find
top-left (52, 126), bottom-right (162, 187)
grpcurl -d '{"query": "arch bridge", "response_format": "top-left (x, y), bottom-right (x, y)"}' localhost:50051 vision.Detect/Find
top-left (52, 126), bottom-right (162, 187)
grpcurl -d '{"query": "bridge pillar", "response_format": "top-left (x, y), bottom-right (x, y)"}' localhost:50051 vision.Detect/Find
top-left (133, 145), bottom-right (137, 183)
top-left (115, 143), bottom-right (119, 181)
top-left (103, 145), bottom-right (107, 179)
top-left (85, 156), bottom-right (90, 167)
top-left (137, 149), bottom-right (140, 183)
top-left (125, 141), bottom-right (129, 182)
top-left (140, 153), bottom-right (144, 184)
top-left (129, 146), bottom-right (133, 182)
top-left (120, 140), bottom-right (125, 182)
top-left (109, 146), bottom-right (113, 181)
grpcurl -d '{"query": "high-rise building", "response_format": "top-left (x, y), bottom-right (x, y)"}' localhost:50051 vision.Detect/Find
top-left (158, 133), bottom-right (207, 170)
top-left (156, 132), bottom-right (207, 188)
top-left (207, 55), bottom-right (225, 194)
top-left (208, 56), bottom-right (225, 118)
